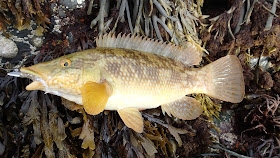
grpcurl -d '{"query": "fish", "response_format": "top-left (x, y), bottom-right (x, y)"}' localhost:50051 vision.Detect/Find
top-left (8, 33), bottom-right (245, 133)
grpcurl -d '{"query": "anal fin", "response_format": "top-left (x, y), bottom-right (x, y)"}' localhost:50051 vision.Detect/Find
top-left (81, 81), bottom-right (112, 115)
top-left (161, 96), bottom-right (203, 120)
top-left (118, 108), bottom-right (143, 133)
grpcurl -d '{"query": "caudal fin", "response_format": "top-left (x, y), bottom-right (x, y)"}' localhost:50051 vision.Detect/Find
top-left (200, 55), bottom-right (245, 103)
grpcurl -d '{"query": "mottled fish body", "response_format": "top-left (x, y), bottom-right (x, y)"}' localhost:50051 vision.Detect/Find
top-left (8, 34), bottom-right (245, 133)
top-left (96, 48), bottom-right (195, 111)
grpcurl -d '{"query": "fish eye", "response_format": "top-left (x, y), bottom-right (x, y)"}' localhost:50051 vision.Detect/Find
top-left (60, 59), bottom-right (71, 67)
top-left (64, 62), bottom-right (69, 67)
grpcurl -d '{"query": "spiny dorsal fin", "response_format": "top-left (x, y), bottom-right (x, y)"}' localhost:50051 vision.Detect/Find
top-left (96, 33), bottom-right (202, 66)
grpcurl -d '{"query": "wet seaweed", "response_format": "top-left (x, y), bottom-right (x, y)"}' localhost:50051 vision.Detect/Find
top-left (0, 0), bottom-right (50, 34)
top-left (1, 0), bottom-right (280, 157)
top-left (198, 1), bottom-right (280, 157)
top-left (87, 0), bottom-right (207, 52)
top-left (203, 0), bottom-right (280, 62)
top-left (195, 94), bottom-right (222, 122)
top-left (240, 95), bottom-right (280, 157)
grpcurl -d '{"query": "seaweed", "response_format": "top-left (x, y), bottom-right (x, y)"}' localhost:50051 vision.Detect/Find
top-left (195, 94), bottom-right (222, 122)
top-left (0, 0), bottom-right (50, 34)
top-left (200, 1), bottom-right (280, 157)
top-left (87, 0), bottom-right (206, 52)
top-left (2, 0), bottom-right (280, 157)
top-left (240, 95), bottom-right (280, 157)
top-left (203, 0), bottom-right (280, 62)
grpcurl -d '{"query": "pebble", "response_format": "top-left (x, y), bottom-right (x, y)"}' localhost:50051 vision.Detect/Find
top-left (59, 0), bottom-right (86, 9)
top-left (0, 35), bottom-right (18, 58)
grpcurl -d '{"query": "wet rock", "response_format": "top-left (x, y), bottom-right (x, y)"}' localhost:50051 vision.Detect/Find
top-left (220, 132), bottom-right (238, 148)
top-left (32, 37), bottom-right (43, 48)
top-left (0, 35), bottom-right (18, 58)
top-left (59, 0), bottom-right (86, 9)
top-left (58, 7), bottom-right (67, 18)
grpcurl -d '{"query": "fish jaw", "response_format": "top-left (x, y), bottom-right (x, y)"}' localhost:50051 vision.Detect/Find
top-left (26, 81), bottom-right (44, 90)
top-left (20, 66), bottom-right (48, 91)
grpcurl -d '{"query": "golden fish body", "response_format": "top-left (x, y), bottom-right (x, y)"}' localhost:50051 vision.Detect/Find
top-left (9, 34), bottom-right (245, 133)
top-left (90, 48), bottom-right (195, 111)
top-left (27, 48), bottom-right (195, 109)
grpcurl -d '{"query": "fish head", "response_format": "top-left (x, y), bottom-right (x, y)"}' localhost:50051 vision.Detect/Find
top-left (20, 54), bottom-right (84, 95)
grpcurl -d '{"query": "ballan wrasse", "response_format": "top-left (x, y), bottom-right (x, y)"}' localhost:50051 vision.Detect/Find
top-left (8, 34), bottom-right (245, 133)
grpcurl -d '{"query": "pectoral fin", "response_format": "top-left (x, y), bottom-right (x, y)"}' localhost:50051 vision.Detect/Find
top-left (161, 96), bottom-right (203, 120)
top-left (81, 81), bottom-right (112, 116)
top-left (118, 108), bottom-right (143, 133)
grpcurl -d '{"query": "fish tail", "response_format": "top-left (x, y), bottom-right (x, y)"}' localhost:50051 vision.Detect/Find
top-left (199, 55), bottom-right (245, 103)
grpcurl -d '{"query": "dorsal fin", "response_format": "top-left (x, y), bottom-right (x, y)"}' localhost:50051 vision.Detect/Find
top-left (96, 33), bottom-right (202, 66)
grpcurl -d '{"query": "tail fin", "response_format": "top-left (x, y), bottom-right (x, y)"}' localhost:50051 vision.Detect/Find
top-left (200, 55), bottom-right (245, 103)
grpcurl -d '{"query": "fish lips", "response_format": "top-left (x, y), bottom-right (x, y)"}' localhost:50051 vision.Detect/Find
top-left (20, 67), bottom-right (47, 91)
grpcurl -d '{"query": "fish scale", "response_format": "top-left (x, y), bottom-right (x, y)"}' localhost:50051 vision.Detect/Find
top-left (8, 33), bottom-right (245, 133)
top-left (99, 48), bottom-right (192, 110)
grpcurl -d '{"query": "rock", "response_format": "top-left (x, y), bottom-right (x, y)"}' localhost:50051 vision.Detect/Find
top-left (0, 35), bottom-right (18, 58)
top-left (58, 7), bottom-right (66, 17)
top-left (59, 0), bottom-right (86, 9)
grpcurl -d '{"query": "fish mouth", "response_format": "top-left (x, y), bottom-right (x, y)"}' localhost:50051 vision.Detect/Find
top-left (8, 67), bottom-right (48, 91)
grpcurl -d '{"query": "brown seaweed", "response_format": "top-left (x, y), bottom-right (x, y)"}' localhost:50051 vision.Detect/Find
top-left (1, 0), bottom-right (280, 157)
top-left (0, 0), bottom-right (50, 34)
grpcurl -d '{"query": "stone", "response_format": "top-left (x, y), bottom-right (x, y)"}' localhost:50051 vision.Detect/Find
top-left (0, 35), bottom-right (18, 58)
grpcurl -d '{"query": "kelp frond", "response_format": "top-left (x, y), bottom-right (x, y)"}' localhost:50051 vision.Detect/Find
top-left (0, 0), bottom-right (50, 34)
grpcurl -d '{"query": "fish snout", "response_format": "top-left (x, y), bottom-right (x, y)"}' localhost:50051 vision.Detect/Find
top-left (20, 65), bottom-right (49, 91)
